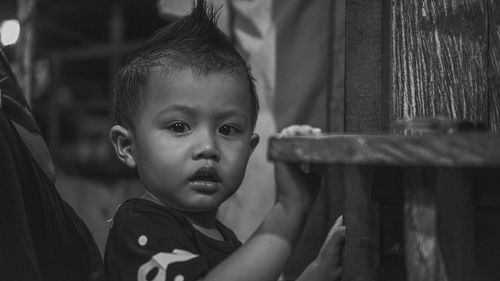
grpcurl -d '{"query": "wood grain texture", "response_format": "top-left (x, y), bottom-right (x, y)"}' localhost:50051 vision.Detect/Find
top-left (391, 0), bottom-right (488, 124)
top-left (404, 168), bottom-right (448, 281)
top-left (268, 133), bottom-right (500, 167)
top-left (489, 1), bottom-right (500, 132)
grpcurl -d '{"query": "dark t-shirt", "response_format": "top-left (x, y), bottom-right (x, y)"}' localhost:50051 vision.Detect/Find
top-left (103, 198), bottom-right (242, 281)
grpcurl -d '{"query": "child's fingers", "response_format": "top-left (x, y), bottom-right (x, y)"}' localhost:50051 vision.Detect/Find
top-left (333, 215), bottom-right (343, 228)
top-left (279, 125), bottom-right (322, 137)
top-left (317, 215), bottom-right (346, 264)
top-left (326, 215), bottom-right (345, 243)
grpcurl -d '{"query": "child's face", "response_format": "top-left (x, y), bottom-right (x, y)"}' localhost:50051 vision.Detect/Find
top-left (129, 68), bottom-right (258, 213)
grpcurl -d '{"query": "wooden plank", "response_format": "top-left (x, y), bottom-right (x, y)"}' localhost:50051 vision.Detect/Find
top-left (391, 0), bottom-right (488, 124)
top-left (489, 0), bottom-right (500, 132)
top-left (268, 133), bottom-right (500, 167)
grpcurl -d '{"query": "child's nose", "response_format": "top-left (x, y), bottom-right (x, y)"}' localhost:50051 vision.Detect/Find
top-left (192, 133), bottom-right (220, 162)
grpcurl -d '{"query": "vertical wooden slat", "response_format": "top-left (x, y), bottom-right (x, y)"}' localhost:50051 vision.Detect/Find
top-left (404, 168), bottom-right (475, 281)
top-left (435, 168), bottom-right (475, 281)
top-left (328, 0), bottom-right (345, 133)
top-left (344, 0), bottom-right (385, 279)
top-left (325, 0), bottom-right (346, 274)
top-left (404, 168), bottom-right (448, 281)
top-left (345, 0), bottom-right (385, 134)
top-left (489, 0), bottom-right (500, 132)
top-left (344, 166), bottom-right (380, 281)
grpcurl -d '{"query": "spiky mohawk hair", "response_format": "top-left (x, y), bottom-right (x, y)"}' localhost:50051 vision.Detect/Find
top-left (112, 0), bottom-right (259, 129)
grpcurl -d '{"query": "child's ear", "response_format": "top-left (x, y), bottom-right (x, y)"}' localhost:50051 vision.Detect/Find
top-left (109, 125), bottom-right (136, 168)
top-left (249, 133), bottom-right (260, 155)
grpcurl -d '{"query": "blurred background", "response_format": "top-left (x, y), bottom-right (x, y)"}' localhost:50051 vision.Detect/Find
top-left (0, 0), bottom-right (171, 253)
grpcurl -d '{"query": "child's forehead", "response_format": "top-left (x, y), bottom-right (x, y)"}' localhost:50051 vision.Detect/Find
top-left (150, 65), bottom-right (247, 81)
top-left (146, 66), bottom-right (249, 94)
top-left (142, 67), bottom-right (252, 111)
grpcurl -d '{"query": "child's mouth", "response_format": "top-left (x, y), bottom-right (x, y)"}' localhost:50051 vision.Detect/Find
top-left (189, 167), bottom-right (221, 184)
top-left (189, 167), bottom-right (221, 194)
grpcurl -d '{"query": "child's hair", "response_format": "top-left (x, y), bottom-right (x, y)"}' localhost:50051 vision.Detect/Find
top-left (112, 0), bottom-right (259, 130)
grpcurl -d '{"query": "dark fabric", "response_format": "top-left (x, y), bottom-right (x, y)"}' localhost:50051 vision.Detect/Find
top-left (104, 198), bottom-right (241, 281)
top-left (0, 108), bottom-right (103, 281)
top-left (0, 50), bottom-right (102, 281)
top-left (0, 52), bottom-right (38, 133)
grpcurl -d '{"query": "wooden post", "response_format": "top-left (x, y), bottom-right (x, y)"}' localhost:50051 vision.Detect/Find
top-left (435, 168), bottom-right (475, 281)
top-left (344, 0), bottom-right (387, 279)
top-left (404, 168), bottom-right (447, 281)
top-left (327, 0), bottom-right (345, 133)
top-left (325, 0), bottom-right (346, 272)
top-left (344, 166), bottom-right (380, 281)
top-left (16, 0), bottom-right (36, 105)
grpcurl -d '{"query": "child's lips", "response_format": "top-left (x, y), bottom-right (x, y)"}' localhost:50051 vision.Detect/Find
top-left (189, 167), bottom-right (221, 194)
top-left (189, 167), bottom-right (221, 183)
top-left (189, 181), bottom-right (220, 194)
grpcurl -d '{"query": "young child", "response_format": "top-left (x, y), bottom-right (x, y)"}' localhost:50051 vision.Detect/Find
top-left (103, 1), bottom-right (345, 280)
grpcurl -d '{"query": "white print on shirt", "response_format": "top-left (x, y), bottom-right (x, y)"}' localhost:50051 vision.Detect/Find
top-left (137, 249), bottom-right (198, 281)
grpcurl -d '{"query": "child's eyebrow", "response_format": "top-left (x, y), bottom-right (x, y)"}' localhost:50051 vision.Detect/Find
top-left (157, 105), bottom-right (197, 116)
top-left (157, 105), bottom-right (250, 122)
top-left (215, 106), bottom-right (248, 117)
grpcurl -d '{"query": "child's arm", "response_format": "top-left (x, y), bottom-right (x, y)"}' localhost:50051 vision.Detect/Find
top-left (200, 125), bottom-right (323, 281)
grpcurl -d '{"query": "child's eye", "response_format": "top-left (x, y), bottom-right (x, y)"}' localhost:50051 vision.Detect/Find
top-left (167, 122), bottom-right (191, 134)
top-left (219, 124), bottom-right (241, 136)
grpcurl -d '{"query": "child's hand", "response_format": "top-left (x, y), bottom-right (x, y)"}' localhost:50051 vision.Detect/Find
top-left (317, 215), bottom-right (345, 264)
top-left (274, 125), bottom-right (323, 210)
top-left (279, 124), bottom-right (322, 137)
top-left (315, 215), bottom-right (345, 281)
top-left (296, 215), bottom-right (345, 281)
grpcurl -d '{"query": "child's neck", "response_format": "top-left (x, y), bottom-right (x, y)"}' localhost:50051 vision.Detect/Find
top-left (140, 191), bottom-right (224, 241)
